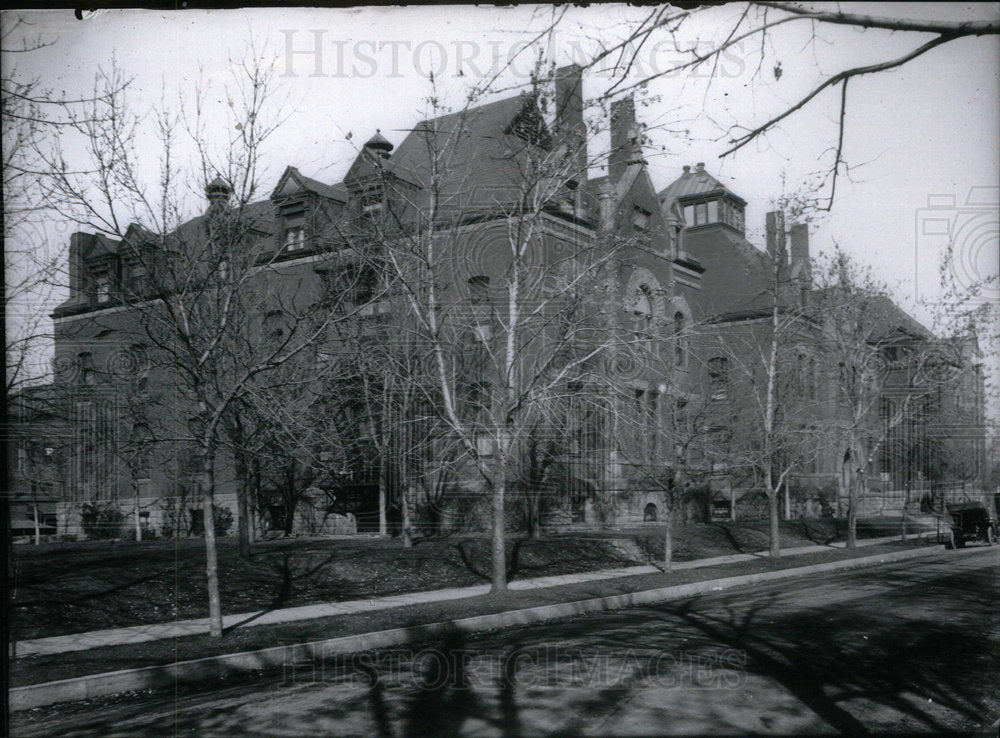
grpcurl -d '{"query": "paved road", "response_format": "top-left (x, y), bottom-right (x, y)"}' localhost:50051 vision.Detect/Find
top-left (13, 547), bottom-right (999, 736)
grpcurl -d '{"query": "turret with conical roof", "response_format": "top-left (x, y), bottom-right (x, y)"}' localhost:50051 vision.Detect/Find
top-left (205, 175), bottom-right (233, 209)
top-left (364, 130), bottom-right (394, 158)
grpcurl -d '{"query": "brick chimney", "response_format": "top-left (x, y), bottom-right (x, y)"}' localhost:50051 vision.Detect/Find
top-left (554, 65), bottom-right (583, 134)
top-left (554, 64), bottom-right (585, 173)
top-left (69, 232), bottom-right (86, 297)
top-left (765, 210), bottom-right (786, 265)
top-left (789, 222), bottom-right (811, 288)
top-left (609, 96), bottom-right (638, 183)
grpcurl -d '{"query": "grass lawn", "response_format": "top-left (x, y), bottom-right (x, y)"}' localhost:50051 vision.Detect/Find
top-left (9, 517), bottom-right (922, 642)
top-left (9, 537), bottom-right (941, 689)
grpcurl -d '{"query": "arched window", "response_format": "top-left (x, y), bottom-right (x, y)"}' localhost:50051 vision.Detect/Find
top-left (673, 311), bottom-right (686, 368)
top-left (77, 352), bottom-right (96, 386)
top-left (632, 286), bottom-right (653, 337)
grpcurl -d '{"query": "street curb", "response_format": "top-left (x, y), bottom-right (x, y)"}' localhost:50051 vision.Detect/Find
top-left (10, 544), bottom-right (991, 712)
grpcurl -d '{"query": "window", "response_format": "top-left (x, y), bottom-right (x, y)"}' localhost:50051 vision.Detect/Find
top-left (284, 226), bottom-right (305, 250)
top-left (126, 263), bottom-right (149, 295)
top-left (632, 206), bottom-right (650, 232)
top-left (632, 286), bottom-right (653, 338)
top-left (468, 275), bottom-right (490, 304)
top-left (683, 198), bottom-right (728, 227)
top-left (265, 310), bottom-right (284, 341)
top-left (95, 274), bottom-right (111, 303)
top-left (674, 400), bottom-right (689, 461)
top-left (632, 389), bottom-right (659, 462)
top-left (360, 188), bottom-right (383, 217)
top-left (282, 211), bottom-right (306, 251)
top-left (708, 356), bottom-right (729, 399)
top-left (351, 263), bottom-right (378, 304)
top-left (460, 380), bottom-right (491, 418)
top-left (476, 434), bottom-right (495, 457)
top-left (77, 352), bottom-right (96, 386)
top-left (126, 344), bottom-right (150, 387)
top-left (673, 311), bottom-right (687, 368)
top-left (647, 390), bottom-right (659, 459)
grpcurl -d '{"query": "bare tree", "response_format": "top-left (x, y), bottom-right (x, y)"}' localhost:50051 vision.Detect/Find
top-left (335, 65), bottom-right (666, 593)
top-left (32, 49), bottom-right (355, 637)
top-left (2, 17), bottom-right (132, 394)
top-left (563, 3), bottom-right (998, 209)
top-left (811, 246), bottom-right (979, 547)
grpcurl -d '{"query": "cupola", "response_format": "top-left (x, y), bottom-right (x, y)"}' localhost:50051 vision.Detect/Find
top-left (205, 176), bottom-right (233, 208)
top-left (363, 130), bottom-right (393, 158)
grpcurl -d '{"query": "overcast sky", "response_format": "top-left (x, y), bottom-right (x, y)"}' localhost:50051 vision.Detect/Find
top-left (4, 3), bottom-right (998, 380)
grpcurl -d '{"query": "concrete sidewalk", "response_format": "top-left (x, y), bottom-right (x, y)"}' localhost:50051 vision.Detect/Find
top-left (16, 532), bottom-right (934, 658)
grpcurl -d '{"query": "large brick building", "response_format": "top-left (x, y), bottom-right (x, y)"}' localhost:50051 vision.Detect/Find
top-left (9, 65), bottom-right (989, 539)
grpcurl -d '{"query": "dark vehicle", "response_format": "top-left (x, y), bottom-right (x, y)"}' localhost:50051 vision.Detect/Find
top-left (944, 502), bottom-right (998, 549)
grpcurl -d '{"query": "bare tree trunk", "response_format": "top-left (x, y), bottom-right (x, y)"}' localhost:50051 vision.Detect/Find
top-left (249, 457), bottom-right (260, 545)
top-left (663, 503), bottom-right (673, 570)
top-left (768, 491), bottom-right (781, 557)
top-left (901, 486), bottom-right (908, 541)
top-left (530, 490), bottom-right (542, 539)
top-left (731, 486), bottom-right (737, 522)
top-left (401, 484), bottom-right (412, 548)
top-left (491, 455), bottom-right (508, 593)
top-left (784, 485), bottom-right (792, 521)
top-left (767, 482), bottom-right (781, 558)
top-left (236, 469), bottom-right (251, 559)
top-left (201, 446), bottom-right (224, 637)
top-left (378, 453), bottom-right (388, 537)
top-left (847, 468), bottom-right (859, 549)
top-left (134, 483), bottom-right (142, 543)
top-left (33, 500), bottom-right (40, 546)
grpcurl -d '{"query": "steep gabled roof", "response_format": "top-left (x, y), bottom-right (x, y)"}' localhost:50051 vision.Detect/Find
top-left (380, 93), bottom-right (568, 219)
top-left (810, 288), bottom-right (934, 342)
top-left (170, 199), bottom-right (279, 251)
top-left (272, 166), bottom-right (347, 202)
top-left (684, 225), bottom-right (775, 318)
top-left (79, 233), bottom-right (120, 258)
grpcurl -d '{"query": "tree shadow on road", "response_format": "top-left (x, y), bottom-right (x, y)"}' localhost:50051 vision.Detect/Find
top-left (654, 575), bottom-right (996, 734)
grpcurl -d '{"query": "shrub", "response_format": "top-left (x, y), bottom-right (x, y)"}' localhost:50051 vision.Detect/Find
top-left (80, 503), bottom-right (125, 540)
top-left (121, 526), bottom-right (157, 542)
top-left (160, 505), bottom-right (182, 539)
top-left (212, 505), bottom-right (233, 537)
top-left (735, 490), bottom-right (771, 521)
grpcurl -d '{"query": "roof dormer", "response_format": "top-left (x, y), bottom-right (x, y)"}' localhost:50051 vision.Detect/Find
top-left (658, 163), bottom-right (747, 235)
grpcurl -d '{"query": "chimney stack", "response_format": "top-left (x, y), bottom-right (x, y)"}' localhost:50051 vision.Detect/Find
top-left (765, 211), bottom-right (786, 265)
top-left (609, 96), bottom-right (637, 183)
top-left (69, 232), bottom-right (86, 297)
top-left (789, 222), bottom-right (812, 288)
top-left (554, 64), bottom-right (586, 174)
